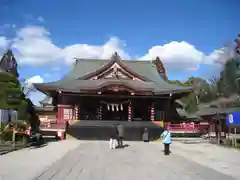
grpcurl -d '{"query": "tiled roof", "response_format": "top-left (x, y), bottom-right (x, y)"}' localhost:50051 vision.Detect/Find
top-left (34, 55), bottom-right (192, 95)
top-left (39, 96), bottom-right (53, 105)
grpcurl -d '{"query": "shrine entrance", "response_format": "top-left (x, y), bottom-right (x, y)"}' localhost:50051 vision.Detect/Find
top-left (101, 101), bottom-right (129, 120)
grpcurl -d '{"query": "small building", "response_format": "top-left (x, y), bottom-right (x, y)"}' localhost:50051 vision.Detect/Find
top-left (35, 96), bottom-right (57, 124)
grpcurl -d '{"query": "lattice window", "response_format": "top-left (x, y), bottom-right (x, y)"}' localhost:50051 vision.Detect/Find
top-left (63, 108), bottom-right (73, 120)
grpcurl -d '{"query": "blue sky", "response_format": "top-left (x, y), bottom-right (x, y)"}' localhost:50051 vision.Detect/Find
top-left (0, 0), bottom-right (240, 104)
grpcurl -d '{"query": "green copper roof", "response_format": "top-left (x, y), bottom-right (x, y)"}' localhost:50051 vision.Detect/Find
top-left (62, 59), bottom-right (163, 83)
top-left (62, 59), bottom-right (190, 87)
top-left (34, 57), bottom-right (193, 95)
top-left (62, 59), bottom-right (109, 80)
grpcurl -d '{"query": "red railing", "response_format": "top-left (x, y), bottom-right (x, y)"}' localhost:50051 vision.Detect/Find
top-left (165, 122), bottom-right (200, 132)
top-left (40, 119), bottom-right (66, 129)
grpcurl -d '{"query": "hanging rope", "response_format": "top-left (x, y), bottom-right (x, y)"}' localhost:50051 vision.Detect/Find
top-left (100, 100), bottom-right (130, 105)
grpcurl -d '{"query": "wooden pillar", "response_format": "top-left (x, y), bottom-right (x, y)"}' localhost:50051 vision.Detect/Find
top-left (128, 102), bottom-right (132, 121)
top-left (151, 103), bottom-right (155, 121)
top-left (74, 104), bottom-right (79, 120)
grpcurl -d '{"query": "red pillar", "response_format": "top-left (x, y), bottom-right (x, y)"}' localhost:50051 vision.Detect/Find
top-left (57, 90), bottom-right (63, 124)
top-left (57, 104), bottom-right (63, 123)
top-left (128, 102), bottom-right (132, 121)
top-left (151, 103), bottom-right (155, 121)
top-left (57, 130), bottom-right (65, 140)
top-left (99, 105), bottom-right (102, 120)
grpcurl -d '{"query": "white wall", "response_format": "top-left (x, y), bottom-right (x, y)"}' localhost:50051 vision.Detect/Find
top-left (0, 109), bottom-right (18, 123)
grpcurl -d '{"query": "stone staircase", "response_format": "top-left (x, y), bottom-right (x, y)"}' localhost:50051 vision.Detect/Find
top-left (67, 120), bottom-right (164, 141)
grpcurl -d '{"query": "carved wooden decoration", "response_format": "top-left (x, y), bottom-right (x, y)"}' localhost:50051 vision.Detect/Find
top-left (111, 52), bottom-right (121, 61)
top-left (91, 62), bottom-right (142, 81)
top-left (0, 49), bottom-right (19, 77)
top-left (153, 57), bottom-right (168, 81)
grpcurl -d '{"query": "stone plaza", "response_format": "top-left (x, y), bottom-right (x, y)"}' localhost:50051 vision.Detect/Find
top-left (0, 140), bottom-right (239, 180)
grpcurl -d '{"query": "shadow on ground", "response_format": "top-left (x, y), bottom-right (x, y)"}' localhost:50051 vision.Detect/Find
top-left (28, 137), bottom-right (58, 149)
top-left (116, 144), bottom-right (130, 149)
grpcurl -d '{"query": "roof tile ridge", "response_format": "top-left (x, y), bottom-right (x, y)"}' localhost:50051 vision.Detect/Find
top-left (74, 58), bottom-right (110, 62)
top-left (124, 60), bottom-right (154, 63)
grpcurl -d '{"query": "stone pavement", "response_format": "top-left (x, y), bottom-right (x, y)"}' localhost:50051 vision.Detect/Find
top-left (0, 140), bottom-right (81, 180)
top-left (33, 141), bottom-right (239, 180)
top-left (171, 141), bottom-right (240, 180)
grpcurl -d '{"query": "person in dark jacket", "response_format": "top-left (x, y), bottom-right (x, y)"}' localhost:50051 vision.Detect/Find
top-left (109, 124), bottom-right (118, 149)
top-left (117, 124), bottom-right (124, 148)
top-left (142, 128), bottom-right (149, 142)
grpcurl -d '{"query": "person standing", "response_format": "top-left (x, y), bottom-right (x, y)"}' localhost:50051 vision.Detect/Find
top-left (117, 123), bottom-right (124, 148)
top-left (160, 128), bottom-right (172, 155)
top-left (109, 124), bottom-right (118, 150)
top-left (142, 128), bottom-right (149, 142)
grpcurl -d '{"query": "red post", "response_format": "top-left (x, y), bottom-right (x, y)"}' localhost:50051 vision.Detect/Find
top-left (167, 122), bottom-right (171, 130)
top-left (128, 102), bottom-right (132, 121)
top-left (99, 105), bottom-right (102, 120)
top-left (57, 130), bottom-right (65, 140)
top-left (74, 104), bottom-right (78, 120)
top-left (57, 104), bottom-right (63, 123)
top-left (151, 103), bottom-right (155, 121)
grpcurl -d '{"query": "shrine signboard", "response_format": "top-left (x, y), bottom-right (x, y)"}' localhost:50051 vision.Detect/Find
top-left (226, 112), bottom-right (240, 127)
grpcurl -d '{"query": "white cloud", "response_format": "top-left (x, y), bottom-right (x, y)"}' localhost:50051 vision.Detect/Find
top-left (24, 75), bottom-right (45, 105)
top-left (24, 75), bottom-right (44, 88)
top-left (0, 25), bottom-right (226, 72)
top-left (63, 37), bottom-right (129, 64)
top-left (13, 26), bottom-right (62, 65)
top-left (139, 41), bottom-right (224, 71)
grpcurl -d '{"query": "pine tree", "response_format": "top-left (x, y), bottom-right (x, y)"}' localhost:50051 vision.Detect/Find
top-left (0, 50), bottom-right (22, 110)
top-left (0, 50), bottom-right (40, 130)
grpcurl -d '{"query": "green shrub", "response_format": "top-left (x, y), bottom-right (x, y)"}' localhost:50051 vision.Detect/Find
top-left (1, 131), bottom-right (13, 141)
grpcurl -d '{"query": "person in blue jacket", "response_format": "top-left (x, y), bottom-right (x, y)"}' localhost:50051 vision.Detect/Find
top-left (160, 128), bottom-right (172, 155)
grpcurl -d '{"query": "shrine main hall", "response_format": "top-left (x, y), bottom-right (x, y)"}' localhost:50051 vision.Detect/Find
top-left (34, 53), bottom-right (192, 122)
top-left (34, 53), bottom-right (192, 140)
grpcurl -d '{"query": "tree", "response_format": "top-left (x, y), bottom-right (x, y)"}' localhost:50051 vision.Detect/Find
top-left (0, 50), bottom-right (22, 110)
top-left (217, 58), bottom-right (240, 96)
top-left (0, 50), bottom-right (40, 130)
top-left (168, 77), bottom-right (209, 113)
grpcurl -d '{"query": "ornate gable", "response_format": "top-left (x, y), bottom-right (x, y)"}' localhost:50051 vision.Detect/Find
top-left (88, 52), bottom-right (143, 81)
top-left (91, 62), bottom-right (142, 81)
